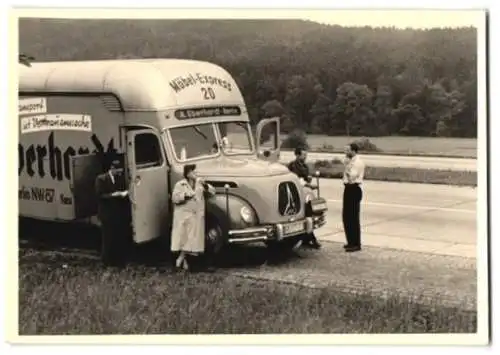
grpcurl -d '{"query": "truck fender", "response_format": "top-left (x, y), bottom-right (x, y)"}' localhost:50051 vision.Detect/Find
top-left (206, 194), bottom-right (258, 230)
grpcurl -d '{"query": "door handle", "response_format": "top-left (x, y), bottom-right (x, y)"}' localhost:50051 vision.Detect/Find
top-left (134, 175), bottom-right (141, 186)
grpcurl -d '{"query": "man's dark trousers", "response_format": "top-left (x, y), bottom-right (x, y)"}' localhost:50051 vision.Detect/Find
top-left (342, 183), bottom-right (363, 247)
top-left (96, 173), bottom-right (131, 266)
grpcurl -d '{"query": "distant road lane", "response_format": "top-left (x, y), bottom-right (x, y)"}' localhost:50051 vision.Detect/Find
top-left (279, 151), bottom-right (477, 171)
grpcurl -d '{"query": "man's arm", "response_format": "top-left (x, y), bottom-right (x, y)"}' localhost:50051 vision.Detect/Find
top-left (301, 164), bottom-right (318, 189)
top-left (95, 175), bottom-right (127, 199)
top-left (113, 174), bottom-right (129, 197)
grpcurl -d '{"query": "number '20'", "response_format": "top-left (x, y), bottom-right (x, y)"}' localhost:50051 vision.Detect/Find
top-left (201, 87), bottom-right (216, 100)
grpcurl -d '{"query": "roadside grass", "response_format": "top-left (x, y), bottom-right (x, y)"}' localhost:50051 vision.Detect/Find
top-left (280, 135), bottom-right (477, 159)
top-left (281, 159), bottom-right (477, 187)
top-left (19, 250), bottom-right (476, 335)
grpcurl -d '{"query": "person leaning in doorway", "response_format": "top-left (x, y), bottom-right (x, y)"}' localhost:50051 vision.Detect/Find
top-left (342, 143), bottom-right (365, 252)
top-left (170, 164), bottom-right (216, 272)
top-left (95, 158), bottom-right (132, 267)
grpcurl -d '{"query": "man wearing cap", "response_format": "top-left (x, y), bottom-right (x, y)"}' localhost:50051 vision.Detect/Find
top-left (342, 143), bottom-right (365, 252)
top-left (95, 158), bottom-right (131, 266)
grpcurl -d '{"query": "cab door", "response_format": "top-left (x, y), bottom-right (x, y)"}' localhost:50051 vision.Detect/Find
top-left (125, 128), bottom-right (170, 244)
top-left (256, 117), bottom-right (281, 163)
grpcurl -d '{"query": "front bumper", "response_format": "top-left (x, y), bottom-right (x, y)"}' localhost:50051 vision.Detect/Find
top-left (227, 213), bottom-right (327, 244)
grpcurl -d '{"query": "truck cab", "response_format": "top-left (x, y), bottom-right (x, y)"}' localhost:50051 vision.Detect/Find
top-left (160, 115), bottom-right (328, 253)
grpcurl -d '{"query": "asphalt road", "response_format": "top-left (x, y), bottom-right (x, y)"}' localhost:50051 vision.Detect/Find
top-left (313, 179), bottom-right (477, 258)
top-left (279, 151), bottom-right (478, 171)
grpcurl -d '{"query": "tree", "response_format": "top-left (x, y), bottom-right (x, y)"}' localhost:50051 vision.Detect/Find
top-left (373, 84), bottom-right (396, 135)
top-left (309, 93), bottom-right (333, 134)
top-left (261, 99), bottom-right (285, 118)
top-left (393, 103), bottom-right (426, 136)
top-left (396, 82), bottom-right (466, 136)
top-left (331, 82), bottom-right (376, 136)
top-left (284, 74), bottom-right (322, 130)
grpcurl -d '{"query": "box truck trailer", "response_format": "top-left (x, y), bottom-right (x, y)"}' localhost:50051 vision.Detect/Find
top-left (18, 59), bottom-right (328, 261)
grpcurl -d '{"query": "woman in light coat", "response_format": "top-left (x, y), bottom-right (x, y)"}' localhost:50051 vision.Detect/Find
top-left (171, 164), bottom-right (216, 272)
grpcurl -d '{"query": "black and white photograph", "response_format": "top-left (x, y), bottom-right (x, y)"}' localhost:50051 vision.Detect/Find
top-left (3, 3), bottom-right (490, 347)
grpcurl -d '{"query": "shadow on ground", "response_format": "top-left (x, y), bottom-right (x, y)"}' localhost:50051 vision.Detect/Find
top-left (18, 218), bottom-right (304, 270)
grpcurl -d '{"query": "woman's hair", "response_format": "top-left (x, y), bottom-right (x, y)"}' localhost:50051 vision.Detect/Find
top-left (183, 164), bottom-right (197, 179)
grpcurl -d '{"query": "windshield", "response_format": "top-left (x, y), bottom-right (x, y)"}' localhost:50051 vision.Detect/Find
top-left (168, 123), bottom-right (219, 161)
top-left (167, 121), bottom-right (254, 162)
top-left (216, 121), bottom-right (254, 155)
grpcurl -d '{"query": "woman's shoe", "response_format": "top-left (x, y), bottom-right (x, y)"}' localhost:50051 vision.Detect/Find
top-left (175, 253), bottom-right (185, 270)
top-left (182, 258), bottom-right (190, 271)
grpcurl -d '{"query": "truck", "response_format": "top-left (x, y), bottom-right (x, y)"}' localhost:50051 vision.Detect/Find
top-left (18, 58), bottom-right (328, 261)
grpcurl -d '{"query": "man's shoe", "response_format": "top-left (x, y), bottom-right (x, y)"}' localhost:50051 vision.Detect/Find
top-left (345, 245), bottom-right (361, 252)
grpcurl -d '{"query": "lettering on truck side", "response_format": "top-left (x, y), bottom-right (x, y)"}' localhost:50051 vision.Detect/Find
top-left (18, 132), bottom-right (117, 181)
top-left (18, 98), bottom-right (47, 115)
top-left (169, 73), bottom-right (233, 93)
top-left (18, 186), bottom-right (55, 203)
top-left (21, 114), bottom-right (92, 134)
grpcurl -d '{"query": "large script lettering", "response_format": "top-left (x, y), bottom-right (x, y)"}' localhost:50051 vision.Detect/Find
top-left (169, 73), bottom-right (232, 93)
top-left (18, 132), bottom-right (117, 181)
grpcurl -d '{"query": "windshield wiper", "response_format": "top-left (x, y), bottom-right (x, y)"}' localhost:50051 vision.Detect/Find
top-left (193, 126), bottom-right (208, 140)
top-left (233, 121), bottom-right (247, 128)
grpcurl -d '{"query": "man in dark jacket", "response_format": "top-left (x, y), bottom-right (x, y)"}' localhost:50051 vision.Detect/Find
top-left (287, 147), bottom-right (322, 249)
top-left (95, 158), bottom-right (131, 266)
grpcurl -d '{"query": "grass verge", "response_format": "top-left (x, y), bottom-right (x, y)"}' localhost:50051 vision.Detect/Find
top-left (280, 135), bottom-right (477, 159)
top-left (282, 160), bottom-right (477, 187)
top-left (282, 148), bottom-right (476, 159)
top-left (19, 250), bottom-right (476, 335)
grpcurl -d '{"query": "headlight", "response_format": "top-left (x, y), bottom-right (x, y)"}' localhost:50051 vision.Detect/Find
top-left (240, 206), bottom-right (253, 223)
top-left (305, 193), bottom-right (312, 203)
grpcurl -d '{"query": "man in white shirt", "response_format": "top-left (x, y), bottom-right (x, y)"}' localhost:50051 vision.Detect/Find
top-left (342, 143), bottom-right (365, 252)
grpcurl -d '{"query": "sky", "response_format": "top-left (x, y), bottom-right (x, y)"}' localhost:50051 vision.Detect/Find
top-left (12, 7), bottom-right (485, 30)
top-left (300, 10), bottom-right (484, 29)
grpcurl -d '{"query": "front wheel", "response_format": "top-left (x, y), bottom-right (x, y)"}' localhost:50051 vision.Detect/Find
top-left (205, 215), bottom-right (227, 257)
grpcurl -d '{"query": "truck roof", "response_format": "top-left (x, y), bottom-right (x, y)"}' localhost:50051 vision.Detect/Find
top-left (19, 59), bottom-right (244, 111)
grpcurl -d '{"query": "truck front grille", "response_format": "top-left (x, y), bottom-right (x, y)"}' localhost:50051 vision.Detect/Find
top-left (278, 182), bottom-right (301, 216)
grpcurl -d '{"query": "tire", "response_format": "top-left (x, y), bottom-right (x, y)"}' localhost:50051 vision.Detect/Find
top-left (205, 215), bottom-right (227, 257)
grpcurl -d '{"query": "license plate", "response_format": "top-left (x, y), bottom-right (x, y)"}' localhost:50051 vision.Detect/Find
top-left (283, 221), bottom-right (305, 235)
top-left (312, 202), bottom-right (328, 212)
